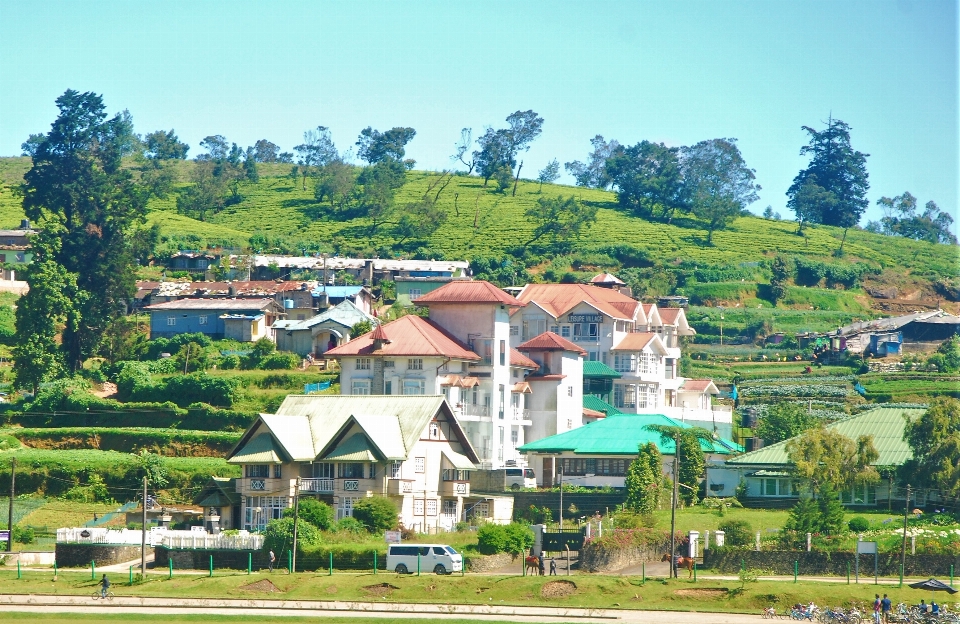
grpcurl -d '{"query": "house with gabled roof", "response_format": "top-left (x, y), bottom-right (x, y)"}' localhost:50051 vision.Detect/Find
top-left (144, 298), bottom-right (284, 340)
top-left (516, 331), bottom-right (585, 444)
top-left (518, 412), bottom-right (742, 488)
top-left (226, 394), bottom-right (480, 531)
top-left (716, 407), bottom-right (927, 508)
top-left (272, 300), bottom-right (375, 357)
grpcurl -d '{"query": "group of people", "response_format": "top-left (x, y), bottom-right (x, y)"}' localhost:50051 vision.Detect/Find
top-left (528, 550), bottom-right (558, 575)
top-left (872, 593), bottom-right (944, 623)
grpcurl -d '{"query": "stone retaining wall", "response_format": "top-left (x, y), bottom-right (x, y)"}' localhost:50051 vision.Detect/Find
top-left (580, 538), bottom-right (671, 573)
top-left (464, 552), bottom-right (515, 573)
top-left (55, 543), bottom-right (151, 568)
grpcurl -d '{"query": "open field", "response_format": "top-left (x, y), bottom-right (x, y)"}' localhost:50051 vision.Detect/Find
top-left (0, 570), bottom-right (952, 614)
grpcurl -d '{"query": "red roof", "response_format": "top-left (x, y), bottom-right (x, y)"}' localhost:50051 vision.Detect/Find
top-left (370, 323), bottom-right (390, 342)
top-left (659, 308), bottom-right (684, 324)
top-left (415, 280), bottom-right (525, 306)
top-left (680, 379), bottom-right (719, 393)
top-left (583, 407), bottom-right (606, 418)
top-left (510, 348), bottom-right (539, 369)
top-left (610, 332), bottom-right (665, 352)
top-left (590, 272), bottom-right (625, 285)
top-left (325, 314), bottom-right (480, 360)
top-left (515, 283), bottom-right (639, 320)
top-left (517, 331), bottom-right (587, 356)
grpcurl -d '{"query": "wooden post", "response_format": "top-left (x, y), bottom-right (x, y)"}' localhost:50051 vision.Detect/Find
top-left (291, 478), bottom-right (300, 574)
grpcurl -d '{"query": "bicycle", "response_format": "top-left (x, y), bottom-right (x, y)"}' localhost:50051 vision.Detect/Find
top-left (91, 590), bottom-right (115, 601)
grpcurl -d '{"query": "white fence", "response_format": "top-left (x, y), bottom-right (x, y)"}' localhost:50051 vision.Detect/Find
top-left (56, 527), bottom-right (262, 550)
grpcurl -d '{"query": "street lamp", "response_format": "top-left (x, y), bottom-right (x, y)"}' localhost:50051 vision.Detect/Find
top-left (718, 307), bottom-right (725, 346)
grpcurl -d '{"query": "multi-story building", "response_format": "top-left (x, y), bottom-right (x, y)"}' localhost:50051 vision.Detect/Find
top-left (226, 395), bottom-right (479, 531)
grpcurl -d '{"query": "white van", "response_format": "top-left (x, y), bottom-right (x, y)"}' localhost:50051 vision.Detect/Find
top-left (505, 467), bottom-right (537, 490)
top-left (386, 544), bottom-right (463, 575)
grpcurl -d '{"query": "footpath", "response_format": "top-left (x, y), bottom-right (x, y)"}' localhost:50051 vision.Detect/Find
top-left (0, 593), bottom-right (761, 623)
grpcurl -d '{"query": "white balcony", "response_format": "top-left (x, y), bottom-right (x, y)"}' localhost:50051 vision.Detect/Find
top-left (300, 478), bottom-right (334, 493)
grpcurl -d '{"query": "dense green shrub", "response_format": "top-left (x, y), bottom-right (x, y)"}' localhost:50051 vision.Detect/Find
top-left (848, 516), bottom-right (870, 532)
top-left (283, 498), bottom-right (334, 531)
top-left (477, 522), bottom-right (534, 555)
top-left (352, 497), bottom-right (398, 533)
top-left (256, 353), bottom-right (300, 370)
top-left (262, 517), bottom-right (322, 555)
top-left (334, 517), bottom-right (365, 534)
top-left (12, 525), bottom-right (35, 545)
top-left (718, 519), bottom-right (753, 546)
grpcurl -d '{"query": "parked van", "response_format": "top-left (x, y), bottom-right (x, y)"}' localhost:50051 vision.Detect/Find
top-left (505, 467), bottom-right (536, 489)
top-left (387, 544), bottom-right (462, 575)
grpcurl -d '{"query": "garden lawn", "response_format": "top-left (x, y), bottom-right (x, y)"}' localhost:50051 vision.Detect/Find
top-left (0, 570), bottom-right (950, 614)
top-left (18, 500), bottom-right (128, 531)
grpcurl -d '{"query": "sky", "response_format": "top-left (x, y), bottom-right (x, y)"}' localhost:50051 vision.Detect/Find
top-left (0, 0), bottom-right (957, 229)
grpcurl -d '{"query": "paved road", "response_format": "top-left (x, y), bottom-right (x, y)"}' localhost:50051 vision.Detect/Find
top-left (0, 594), bottom-right (761, 623)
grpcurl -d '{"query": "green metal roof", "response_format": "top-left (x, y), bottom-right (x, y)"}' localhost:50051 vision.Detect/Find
top-left (582, 396), bottom-right (623, 417)
top-left (322, 432), bottom-right (379, 462)
top-left (192, 477), bottom-right (240, 507)
top-left (518, 413), bottom-right (742, 456)
top-left (227, 433), bottom-right (284, 464)
top-left (727, 407), bottom-right (927, 467)
top-left (582, 361), bottom-right (621, 379)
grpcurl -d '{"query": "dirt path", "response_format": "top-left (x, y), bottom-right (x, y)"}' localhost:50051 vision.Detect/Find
top-left (90, 382), bottom-right (117, 399)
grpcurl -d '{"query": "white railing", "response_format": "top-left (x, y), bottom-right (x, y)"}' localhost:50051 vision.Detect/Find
top-left (58, 527), bottom-right (168, 547)
top-left (512, 409), bottom-right (531, 422)
top-left (462, 404), bottom-right (489, 417)
top-left (161, 532), bottom-right (263, 551)
top-left (300, 478), bottom-right (334, 492)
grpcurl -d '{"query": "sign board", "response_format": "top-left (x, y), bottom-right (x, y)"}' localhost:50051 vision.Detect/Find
top-left (0, 530), bottom-right (8, 542)
top-left (384, 530), bottom-right (402, 544)
top-left (856, 541), bottom-right (877, 554)
top-left (568, 314), bottom-right (603, 324)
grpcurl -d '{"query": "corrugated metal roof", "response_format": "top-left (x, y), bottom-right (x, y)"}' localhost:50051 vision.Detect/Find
top-left (582, 396), bottom-right (623, 416)
top-left (229, 395), bottom-right (479, 465)
top-left (582, 361), bottom-right (621, 379)
top-left (727, 407), bottom-right (927, 467)
top-left (590, 273), bottom-right (624, 284)
top-left (518, 413), bottom-right (742, 456)
top-left (311, 285), bottom-right (364, 298)
top-left (611, 333), bottom-right (667, 354)
top-left (442, 448), bottom-right (475, 470)
top-left (517, 331), bottom-right (587, 355)
top-left (325, 314), bottom-right (480, 360)
top-left (680, 379), bottom-right (719, 394)
top-left (415, 280), bottom-right (525, 306)
top-left (515, 283), bottom-right (640, 321)
top-left (227, 433), bottom-right (285, 464)
top-left (145, 298), bottom-right (280, 311)
top-left (322, 433), bottom-right (379, 462)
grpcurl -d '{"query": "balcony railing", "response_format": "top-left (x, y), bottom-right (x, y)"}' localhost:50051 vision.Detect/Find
top-left (235, 478), bottom-right (295, 495)
top-left (511, 409), bottom-right (531, 422)
top-left (462, 404), bottom-right (490, 418)
top-left (300, 478), bottom-right (334, 493)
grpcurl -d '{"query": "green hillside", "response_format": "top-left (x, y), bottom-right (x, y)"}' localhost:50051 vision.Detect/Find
top-left (1, 158), bottom-right (956, 303)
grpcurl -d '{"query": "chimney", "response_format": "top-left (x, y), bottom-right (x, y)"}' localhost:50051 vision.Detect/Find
top-left (370, 323), bottom-right (390, 350)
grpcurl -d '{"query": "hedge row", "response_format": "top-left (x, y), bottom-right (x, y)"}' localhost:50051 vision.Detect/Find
top-left (8, 427), bottom-right (241, 456)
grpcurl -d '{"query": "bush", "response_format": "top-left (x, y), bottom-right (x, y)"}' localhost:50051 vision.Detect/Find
top-left (477, 522), bottom-right (534, 555)
top-left (352, 496), bottom-right (398, 533)
top-left (13, 525), bottom-right (35, 545)
top-left (256, 353), bottom-right (300, 370)
top-left (283, 498), bottom-right (334, 531)
top-left (262, 516), bottom-right (321, 555)
top-left (718, 519), bottom-right (753, 547)
top-left (848, 516), bottom-right (870, 532)
top-left (334, 517), bottom-right (365, 534)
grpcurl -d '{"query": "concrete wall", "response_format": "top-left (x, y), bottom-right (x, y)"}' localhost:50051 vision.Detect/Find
top-left (55, 543), bottom-right (152, 568)
top-left (704, 548), bottom-right (960, 577)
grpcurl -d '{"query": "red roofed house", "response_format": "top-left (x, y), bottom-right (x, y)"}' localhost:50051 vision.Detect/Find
top-left (516, 332), bottom-right (585, 443)
top-left (327, 281), bottom-right (538, 469)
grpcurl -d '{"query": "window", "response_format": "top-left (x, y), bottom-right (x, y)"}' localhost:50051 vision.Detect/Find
top-left (244, 496), bottom-right (289, 530)
top-left (550, 325), bottom-right (559, 334)
top-left (246, 465), bottom-right (269, 478)
top-left (472, 502), bottom-right (489, 519)
top-left (409, 288), bottom-right (422, 300)
top-left (510, 325), bottom-right (519, 336)
top-left (841, 483), bottom-right (877, 505)
top-left (429, 422), bottom-right (440, 439)
top-left (522, 316), bottom-right (546, 340)
top-left (442, 500), bottom-right (458, 516)
top-left (368, 463), bottom-right (377, 479)
top-left (510, 430), bottom-right (518, 445)
top-left (384, 380), bottom-right (393, 395)
top-left (351, 380), bottom-right (371, 395)
top-left (414, 499), bottom-right (425, 515)
top-left (567, 386), bottom-right (573, 397)
top-left (614, 384), bottom-right (636, 409)
top-left (614, 353), bottom-right (637, 373)
top-left (414, 457), bottom-right (425, 473)
top-left (589, 351), bottom-right (599, 361)
top-left (338, 496), bottom-right (359, 519)
top-left (167, 316), bottom-right (176, 326)
top-left (198, 315), bottom-right (207, 325)
top-left (408, 358), bottom-right (423, 370)
top-left (384, 360), bottom-right (395, 368)
top-left (560, 458), bottom-right (627, 476)
top-left (442, 469), bottom-right (469, 481)
top-left (402, 379), bottom-right (425, 395)
top-left (561, 326), bottom-right (571, 338)
top-left (499, 340), bottom-right (506, 366)
top-left (356, 358), bottom-right (371, 370)
top-left (273, 465), bottom-right (282, 478)
top-left (312, 463), bottom-right (334, 478)
top-left (498, 385), bottom-right (505, 419)
top-left (389, 462), bottom-right (402, 478)
top-left (566, 419), bottom-right (573, 430)
top-left (338, 463), bottom-right (365, 478)
top-left (426, 499), bottom-right (438, 516)
top-left (482, 340), bottom-right (492, 365)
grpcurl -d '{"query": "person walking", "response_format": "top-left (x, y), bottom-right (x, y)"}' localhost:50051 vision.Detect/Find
top-left (268, 549), bottom-right (275, 573)
top-left (873, 594), bottom-right (881, 624)
top-left (881, 594), bottom-right (891, 624)
top-left (99, 574), bottom-right (110, 598)
top-left (537, 552), bottom-right (545, 576)
top-left (549, 557), bottom-right (557, 575)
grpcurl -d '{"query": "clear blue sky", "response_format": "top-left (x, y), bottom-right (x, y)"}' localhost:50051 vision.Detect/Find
top-left (1, 0), bottom-right (956, 228)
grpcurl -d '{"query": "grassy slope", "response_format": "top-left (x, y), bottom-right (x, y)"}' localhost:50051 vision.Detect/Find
top-left (0, 158), bottom-right (955, 280)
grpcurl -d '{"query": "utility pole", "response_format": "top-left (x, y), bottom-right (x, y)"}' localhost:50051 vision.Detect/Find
top-left (141, 476), bottom-right (148, 576)
top-left (900, 484), bottom-right (910, 578)
top-left (291, 478), bottom-right (301, 574)
top-left (7, 458), bottom-right (15, 552)
top-left (670, 432), bottom-right (680, 578)
top-left (558, 465), bottom-right (563, 531)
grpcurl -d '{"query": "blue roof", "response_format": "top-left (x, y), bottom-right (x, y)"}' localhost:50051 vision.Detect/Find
top-left (273, 300), bottom-right (374, 332)
top-left (312, 286), bottom-right (363, 298)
